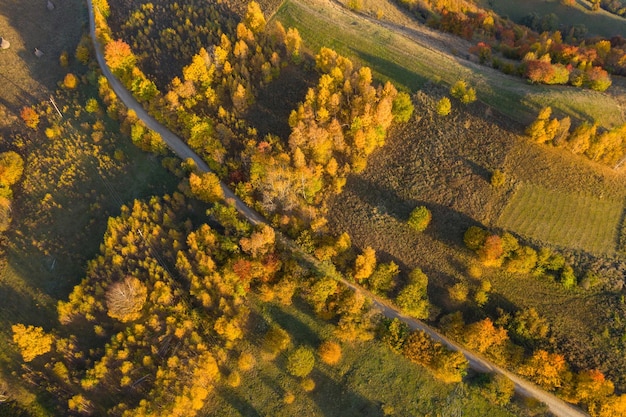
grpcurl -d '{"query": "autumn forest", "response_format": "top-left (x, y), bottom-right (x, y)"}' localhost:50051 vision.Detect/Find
top-left (1, 0), bottom-right (626, 416)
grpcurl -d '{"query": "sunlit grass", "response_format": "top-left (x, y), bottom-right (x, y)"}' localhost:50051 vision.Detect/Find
top-left (206, 298), bottom-right (524, 417)
top-left (496, 183), bottom-right (624, 254)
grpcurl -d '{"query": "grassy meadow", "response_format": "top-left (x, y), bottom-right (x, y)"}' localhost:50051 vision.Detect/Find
top-left (0, 0), bottom-right (86, 108)
top-left (326, 80), bottom-right (626, 386)
top-left (496, 184), bottom-right (625, 255)
top-left (274, 0), bottom-right (625, 128)
top-left (205, 298), bottom-right (543, 417)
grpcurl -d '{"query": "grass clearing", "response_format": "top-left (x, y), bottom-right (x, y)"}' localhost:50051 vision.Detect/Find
top-left (274, 0), bottom-right (624, 127)
top-left (496, 183), bottom-right (624, 255)
top-left (0, 0), bottom-right (86, 108)
top-left (476, 0), bottom-right (626, 39)
top-left (206, 297), bottom-right (535, 417)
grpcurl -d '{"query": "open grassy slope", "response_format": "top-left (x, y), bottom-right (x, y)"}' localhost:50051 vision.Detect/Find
top-left (274, 0), bottom-right (625, 127)
top-left (476, 0), bottom-right (626, 39)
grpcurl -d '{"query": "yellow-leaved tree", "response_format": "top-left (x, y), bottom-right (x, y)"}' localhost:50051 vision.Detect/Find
top-left (12, 324), bottom-right (54, 362)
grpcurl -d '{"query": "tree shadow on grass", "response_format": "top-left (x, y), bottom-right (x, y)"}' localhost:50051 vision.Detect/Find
top-left (350, 49), bottom-right (426, 91)
top-left (0, 0), bottom-right (86, 108)
top-left (309, 368), bottom-right (384, 417)
top-left (0, 273), bottom-right (56, 329)
top-left (216, 385), bottom-right (263, 417)
top-left (344, 174), bottom-right (486, 250)
top-left (263, 300), bottom-right (322, 348)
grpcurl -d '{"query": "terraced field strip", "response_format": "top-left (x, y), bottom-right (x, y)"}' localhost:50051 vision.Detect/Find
top-left (273, 0), bottom-right (624, 127)
top-left (496, 183), bottom-right (624, 254)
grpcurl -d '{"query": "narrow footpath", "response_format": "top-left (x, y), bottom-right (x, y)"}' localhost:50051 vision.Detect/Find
top-left (85, 1), bottom-right (589, 415)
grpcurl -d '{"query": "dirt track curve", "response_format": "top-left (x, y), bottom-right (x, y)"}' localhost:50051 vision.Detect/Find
top-left (85, 1), bottom-right (589, 415)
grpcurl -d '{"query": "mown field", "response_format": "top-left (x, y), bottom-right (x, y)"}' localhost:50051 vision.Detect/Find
top-left (476, 0), bottom-right (626, 39)
top-left (496, 184), bottom-right (625, 255)
top-left (274, 0), bottom-right (625, 128)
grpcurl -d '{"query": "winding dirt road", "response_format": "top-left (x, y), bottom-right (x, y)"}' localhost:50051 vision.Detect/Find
top-left (85, 1), bottom-right (589, 415)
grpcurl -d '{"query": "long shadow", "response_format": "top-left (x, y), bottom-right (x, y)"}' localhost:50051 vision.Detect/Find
top-left (216, 385), bottom-right (262, 417)
top-left (246, 65), bottom-right (317, 141)
top-left (343, 174), bottom-right (485, 249)
top-left (351, 49), bottom-right (426, 91)
top-left (0, 281), bottom-right (55, 329)
top-left (309, 368), bottom-right (384, 417)
top-left (264, 299), bottom-right (322, 348)
top-left (0, 0), bottom-right (87, 108)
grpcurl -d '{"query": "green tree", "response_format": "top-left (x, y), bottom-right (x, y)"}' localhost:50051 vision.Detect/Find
top-left (436, 97), bottom-right (451, 116)
top-left (408, 206), bottom-right (431, 232)
top-left (482, 373), bottom-right (515, 406)
top-left (189, 172), bottom-right (224, 203)
top-left (396, 268), bottom-right (429, 319)
top-left (450, 80), bottom-right (476, 104)
top-left (392, 92), bottom-right (414, 122)
top-left (287, 346), bottom-right (315, 378)
top-left (0, 151), bottom-right (24, 187)
top-left (380, 318), bottom-right (410, 353)
top-left (263, 326), bottom-right (291, 356)
top-left (307, 275), bottom-right (338, 313)
top-left (368, 261), bottom-right (399, 295)
top-left (464, 226), bottom-right (488, 250)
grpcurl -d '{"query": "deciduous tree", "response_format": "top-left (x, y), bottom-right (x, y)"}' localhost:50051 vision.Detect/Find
top-left (12, 324), bottom-right (54, 362)
top-left (318, 340), bottom-right (342, 365)
top-left (408, 206), bottom-right (431, 232)
top-left (287, 346), bottom-right (315, 378)
top-left (105, 276), bottom-right (147, 322)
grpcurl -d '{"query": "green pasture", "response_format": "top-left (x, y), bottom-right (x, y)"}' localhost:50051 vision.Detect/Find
top-left (274, 0), bottom-right (624, 127)
top-left (205, 298), bottom-right (531, 417)
top-left (496, 183), bottom-right (624, 254)
top-left (476, 0), bottom-right (626, 39)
